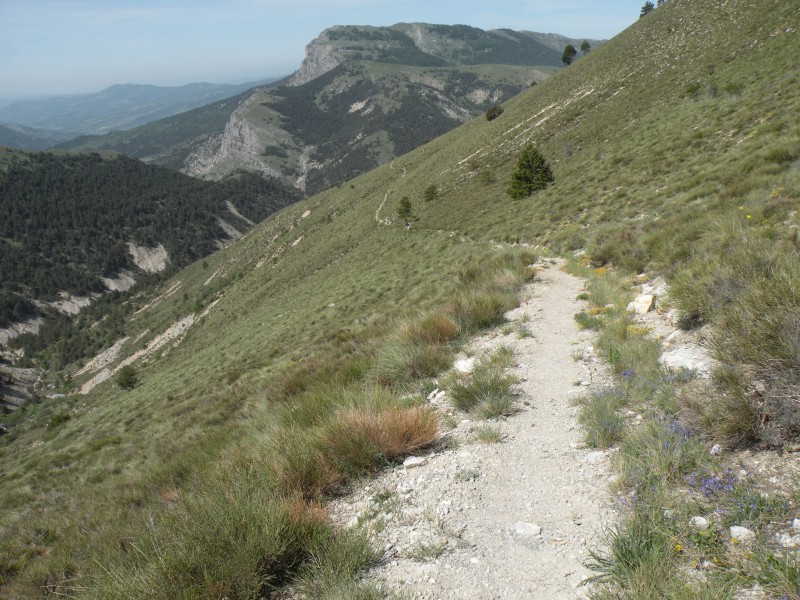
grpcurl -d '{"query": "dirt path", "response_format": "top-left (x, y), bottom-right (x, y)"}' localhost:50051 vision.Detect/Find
top-left (330, 260), bottom-right (614, 599)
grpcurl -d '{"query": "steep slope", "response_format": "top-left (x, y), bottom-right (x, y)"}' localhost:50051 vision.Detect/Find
top-left (2, 0), bottom-right (799, 596)
top-left (0, 80), bottom-right (277, 136)
top-left (0, 147), bottom-right (300, 359)
top-left (60, 23), bottom-right (595, 195)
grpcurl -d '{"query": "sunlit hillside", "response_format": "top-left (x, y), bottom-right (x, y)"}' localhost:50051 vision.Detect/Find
top-left (1, 0), bottom-right (799, 596)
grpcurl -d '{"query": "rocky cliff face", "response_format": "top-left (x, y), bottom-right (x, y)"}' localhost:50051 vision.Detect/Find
top-left (289, 29), bottom-right (346, 87)
top-left (184, 92), bottom-right (288, 181)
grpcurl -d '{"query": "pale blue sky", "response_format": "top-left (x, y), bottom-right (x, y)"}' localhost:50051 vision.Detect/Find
top-left (0, 0), bottom-right (638, 99)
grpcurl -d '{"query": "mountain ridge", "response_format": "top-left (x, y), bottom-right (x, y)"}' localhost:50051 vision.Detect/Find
top-left (0, 79), bottom-right (279, 137)
top-left (60, 23), bottom-right (598, 194)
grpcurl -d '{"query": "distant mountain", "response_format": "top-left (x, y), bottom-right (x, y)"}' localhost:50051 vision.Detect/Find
top-left (0, 123), bottom-right (76, 150)
top-left (60, 24), bottom-right (601, 195)
top-left (0, 80), bottom-right (279, 136)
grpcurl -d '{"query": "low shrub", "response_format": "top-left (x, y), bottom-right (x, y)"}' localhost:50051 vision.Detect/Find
top-left (115, 365), bottom-right (138, 390)
top-left (485, 105), bottom-right (504, 121)
top-left (47, 411), bottom-right (71, 429)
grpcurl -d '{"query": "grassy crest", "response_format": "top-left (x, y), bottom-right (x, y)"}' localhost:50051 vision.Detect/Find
top-left (2, 0), bottom-right (799, 595)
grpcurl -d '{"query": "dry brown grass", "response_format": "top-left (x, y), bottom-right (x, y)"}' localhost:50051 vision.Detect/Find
top-left (324, 405), bottom-right (437, 475)
top-left (402, 310), bottom-right (461, 346)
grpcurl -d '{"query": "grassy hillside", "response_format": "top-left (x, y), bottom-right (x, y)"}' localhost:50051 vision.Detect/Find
top-left (2, 0), bottom-right (799, 596)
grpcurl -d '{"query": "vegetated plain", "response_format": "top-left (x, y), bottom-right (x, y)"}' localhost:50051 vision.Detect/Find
top-left (1, 0), bottom-right (799, 596)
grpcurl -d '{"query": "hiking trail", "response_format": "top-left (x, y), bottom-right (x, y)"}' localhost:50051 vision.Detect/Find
top-left (330, 260), bottom-right (615, 599)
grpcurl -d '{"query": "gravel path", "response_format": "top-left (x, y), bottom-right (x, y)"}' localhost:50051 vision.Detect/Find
top-left (330, 260), bottom-right (615, 599)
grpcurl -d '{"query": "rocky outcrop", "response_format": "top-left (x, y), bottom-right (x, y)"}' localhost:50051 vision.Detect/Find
top-left (128, 242), bottom-right (168, 274)
top-left (289, 29), bottom-right (346, 86)
top-left (0, 317), bottom-right (43, 345)
top-left (183, 92), bottom-right (288, 182)
top-left (102, 271), bottom-right (137, 292)
top-left (0, 365), bottom-right (39, 409)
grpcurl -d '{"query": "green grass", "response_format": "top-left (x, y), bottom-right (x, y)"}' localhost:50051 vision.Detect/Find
top-left (3, 0), bottom-right (800, 595)
top-left (446, 349), bottom-right (519, 417)
top-left (472, 424), bottom-right (503, 444)
top-left (577, 388), bottom-right (627, 449)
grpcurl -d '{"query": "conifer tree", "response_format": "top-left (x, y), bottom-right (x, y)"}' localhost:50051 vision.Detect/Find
top-left (396, 197), bottom-right (416, 226)
top-left (561, 44), bottom-right (577, 66)
top-left (507, 144), bottom-right (554, 200)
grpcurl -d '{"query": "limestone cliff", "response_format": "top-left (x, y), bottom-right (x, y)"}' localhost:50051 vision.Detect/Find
top-left (289, 29), bottom-right (346, 87)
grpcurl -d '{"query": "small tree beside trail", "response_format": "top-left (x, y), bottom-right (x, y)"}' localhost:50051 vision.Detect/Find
top-left (640, 1), bottom-right (655, 17)
top-left (397, 197), bottom-right (416, 227)
top-left (507, 144), bottom-right (554, 200)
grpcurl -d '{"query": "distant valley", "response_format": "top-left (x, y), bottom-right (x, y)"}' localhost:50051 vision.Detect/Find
top-left (0, 79), bottom-right (279, 137)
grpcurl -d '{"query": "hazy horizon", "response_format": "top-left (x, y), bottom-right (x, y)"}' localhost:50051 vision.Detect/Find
top-left (1, 1), bottom-right (638, 99)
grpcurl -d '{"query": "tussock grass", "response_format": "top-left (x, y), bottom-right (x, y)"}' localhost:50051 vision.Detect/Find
top-left (447, 349), bottom-right (518, 418)
top-left (324, 402), bottom-right (437, 477)
top-left (586, 501), bottom-right (675, 593)
top-left (616, 419), bottom-right (709, 493)
top-left (93, 484), bottom-right (332, 599)
top-left (472, 424), bottom-right (502, 444)
top-left (577, 387), bottom-right (627, 449)
top-left (677, 375), bottom-right (760, 449)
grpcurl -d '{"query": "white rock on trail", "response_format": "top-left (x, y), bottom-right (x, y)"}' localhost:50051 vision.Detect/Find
top-left (730, 526), bottom-right (755, 542)
top-left (513, 522), bottom-right (542, 536)
top-left (454, 357), bottom-right (476, 374)
top-left (627, 294), bottom-right (656, 315)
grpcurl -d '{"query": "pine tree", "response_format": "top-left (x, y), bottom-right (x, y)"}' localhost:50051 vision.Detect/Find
top-left (507, 144), bottom-right (554, 200)
top-left (115, 365), bottom-right (139, 390)
top-left (640, 1), bottom-right (655, 17)
top-left (562, 44), bottom-right (577, 66)
top-left (580, 40), bottom-right (591, 55)
top-left (396, 197), bottom-right (416, 226)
